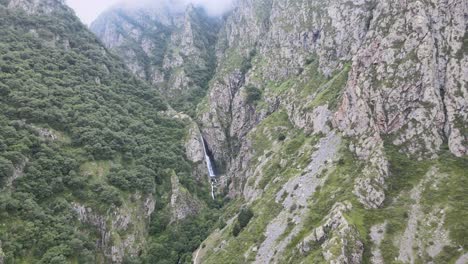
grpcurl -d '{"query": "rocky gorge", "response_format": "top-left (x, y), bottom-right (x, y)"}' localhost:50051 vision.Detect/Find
top-left (0, 0), bottom-right (466, 263)
top-left (93, 0), bottom-right (467, 263)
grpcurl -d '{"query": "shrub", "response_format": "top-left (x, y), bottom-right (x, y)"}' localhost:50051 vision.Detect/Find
top-left (238, 207), bottom-right (254, 228)
top-left (245, 85), bottom-right (262, 104)
top-left (232, 222), bottom-right (241, 237)
top-left (278, 133), bottom-right (286, 141)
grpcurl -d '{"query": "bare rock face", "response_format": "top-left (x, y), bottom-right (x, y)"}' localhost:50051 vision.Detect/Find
top-left (185, 124), bottom-right (205, 164)
top-left (370, 222), bottom-right (387, 264)
top-left (170, 173), bottom-right (203, 222)
top-left (91, 3), bottom-right (220, 109)
top-left (195, 0), bottom-right (466, 208)
top-left (396, 167), bottom-right (452, 263)
top-left (6, 0), bottom-right (67, 14)
top-left (257, 133), bottom-right (342, 263)
top-left (5, 158), bottom-right (28, 188)
top-left (333, 0), bottom-right (467, 207)
top-left (185, 121), bottom-right (210, 180)
top-left (197, 0), bottom-right (376, 196)
top-left (71, 193), bottom-right (155, 263)
top-left (297, 202), bottom-right (364, 264)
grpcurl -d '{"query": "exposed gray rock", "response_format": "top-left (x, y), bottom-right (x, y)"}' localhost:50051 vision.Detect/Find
top-left (71, 192), bottom-right (154, 263)
top-left (276, 133), bottom-right (341, 209)
top-left (256, 133), bottom-right (341, 263)
top-left (33, 126), bottom-right (58, 141)
top-left (6, 158), bottom-right (28, 188)
top-left (71, 203), bottom-right (109, 252)
top-left (349, 134), bottom-right (389, 209)
top-left (333, 1), bottom-right (468, 208)
top-left (185, 122), bottom-right (208, 180)
top-left (425, 209), bottom-right (451, 259)
top-left (144, 195), bottom-right (156, 217)
top-left (370, 222), bottom-right (387, 264)
top-left (297, 201), bottom-right (363, 264)
top-left (88, 0), bottom-right (467, 261)
top-left (289, 104), bottom-right (332, 135)
top-left (456, 253), bottom-right (468, 264)
top-left (91, 3), bottom-right (220, 105)
top-left (6, 0), bottom-right (67, 14)
top-left (170, 173), bottom-right (203, 222)
top-left (397, 167), bottom-right (451, 263)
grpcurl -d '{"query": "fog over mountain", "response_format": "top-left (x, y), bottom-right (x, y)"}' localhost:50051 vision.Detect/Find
top-left (2, 0), bottom-right (466, 263)
top-left (67, 0), bottom-right (234, 24)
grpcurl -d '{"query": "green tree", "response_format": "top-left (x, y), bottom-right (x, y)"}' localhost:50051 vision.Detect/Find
top-left (245, 85), bottom-right (262, 104)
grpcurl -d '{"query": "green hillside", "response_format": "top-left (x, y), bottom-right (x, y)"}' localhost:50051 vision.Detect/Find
top-left (0, 2), bottom-right (218, 263)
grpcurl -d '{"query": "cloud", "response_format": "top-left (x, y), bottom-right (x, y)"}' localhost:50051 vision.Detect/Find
top-left (185, 0), bottom-right (235, 16)
top-left (67, 0), bottom-right (234, 25)
top-left (121, 0), bottom-right (235, 16)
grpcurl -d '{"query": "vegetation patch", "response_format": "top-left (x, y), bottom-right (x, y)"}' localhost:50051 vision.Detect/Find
top-left (0, 5), bottom-right (217, 263)
top-left (232, 207), bottom-right (254, 237)
top-left (244, 85), bottom-right (262, 105)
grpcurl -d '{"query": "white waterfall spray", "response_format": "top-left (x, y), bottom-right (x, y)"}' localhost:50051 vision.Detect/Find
top-left (201, 135), bottom-right (216, 199)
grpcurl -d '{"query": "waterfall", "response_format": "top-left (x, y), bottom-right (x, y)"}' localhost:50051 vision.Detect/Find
top-left (201, 136), bottom-right (216, 178)
top-left (211, 181), bottom-right (215, 200)
top-left (201, 135), bottom-right (216, 199)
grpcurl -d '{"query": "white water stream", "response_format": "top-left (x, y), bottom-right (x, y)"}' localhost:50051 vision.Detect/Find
top-left (201, 135), bottom-right (216, 199)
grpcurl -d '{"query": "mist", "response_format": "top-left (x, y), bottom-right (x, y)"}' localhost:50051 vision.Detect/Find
top-left (183, 0), bottom-right (235, 16)
top-left (67, 0), bottom-right (235, 25)
top-left (119, 0), bottom-right (235, 16)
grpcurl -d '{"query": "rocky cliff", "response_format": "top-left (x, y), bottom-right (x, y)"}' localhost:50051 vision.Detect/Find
top-left (93, 0), bottom-right (467, 262)
top-left (91, 2), bottom-right (220, 115)
top-left (192, 0), bottom-right (466, 263)
top-left (1, 0), bottom-right (466, 263)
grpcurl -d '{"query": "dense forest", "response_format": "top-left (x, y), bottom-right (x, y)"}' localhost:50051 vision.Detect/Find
top-left (0, 2), bottom-right (221, 263)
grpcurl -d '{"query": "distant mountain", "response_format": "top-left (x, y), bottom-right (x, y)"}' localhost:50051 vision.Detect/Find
top-left (91, 3), bottom-right (220, 116)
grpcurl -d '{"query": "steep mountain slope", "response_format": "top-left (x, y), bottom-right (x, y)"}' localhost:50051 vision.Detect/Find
top-left (94, 0), bottom-right (468, 263)
top-left (192, 0), bottom-right (468, 263)
top-left (91, 3), bottom-right (220, 116)
top-left (0, 1), bottom-right (220, 263)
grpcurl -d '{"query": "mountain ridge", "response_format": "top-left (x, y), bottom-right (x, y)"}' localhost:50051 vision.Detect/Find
top-left (93, 0), bottom-right (467, 263)
top-left (0, 0), bottom-right (466, 263)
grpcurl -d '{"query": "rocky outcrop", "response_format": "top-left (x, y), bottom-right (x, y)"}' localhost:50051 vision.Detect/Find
top-left (33, 127), bottom-right (58, 141)
top-left (370, 222), bottom-right (387, 264)
top-left (197, 0), bottom-right (467, 206)
top-left (297, 202), bottom-right (363, 264)
top-left (255, 133), bottom-right (341, 263)
top-left (5, 0), bottom-right (68, 14)
top-left (193, 0), bottom-right (383, 198)
top-left (185, 121), bottom-right (211, 181)
top-left (456, 253), bottom-right (468, 264)
top-left (5, 158), bottom-right (28, 188)
top-left (71, 193), bottom-right (155, 263)
top-left (91, 3), bottom-right (220, 113)
top-left (334, 0), bottom-right (467, 207)
top-left (170, 172), bottom-right (203, 222)
top-left (397, 167), bottom-right (452, 263)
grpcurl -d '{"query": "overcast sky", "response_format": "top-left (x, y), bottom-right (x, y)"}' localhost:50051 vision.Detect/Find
top-left (66, 0), bottom-right (235, 25)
